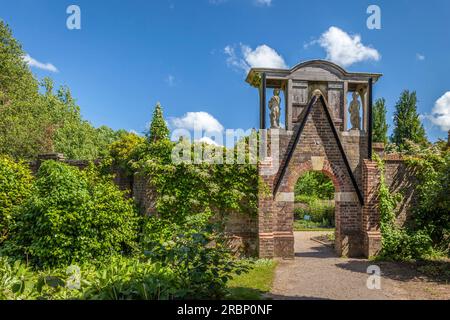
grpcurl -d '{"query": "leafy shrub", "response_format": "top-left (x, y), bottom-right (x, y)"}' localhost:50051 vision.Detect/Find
top-left (140, 213), bottom-right (247, 299)
top-left (380, 228), bottom-right (433, 261)
top-left (405, 144), bottom-right (450, 254)
top-left (0, 156), bottom-right (33, 244)
top-left (78, 257), bottom-right (179, 300)
top-left (3, 161), bottom-right (140, 267)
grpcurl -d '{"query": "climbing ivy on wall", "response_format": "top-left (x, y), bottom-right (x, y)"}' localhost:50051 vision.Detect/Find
top-left (375, 154), bottom-right (434, 261)
top-left (136, 141), bottom-right (260, 224)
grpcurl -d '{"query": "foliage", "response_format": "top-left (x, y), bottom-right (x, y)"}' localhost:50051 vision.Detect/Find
top-left (108, 131), bottom-right (146, 174)
top-left (0, 21), bottom-right (45, 159)
top-left (373, 98), bottom-right (389, 144)
top-left (0, 21), bottom-right (38, 105)
top-left (0, 256), bottom-right (184, 300)
top-left (146, 102), bottom-right (170, 143)
top-left (375, 155), bottom-right (433, 260)
top-left (2, 161), bottom-right (139, 267)
top-left (0, 157), bottom-right (33, 244)
top-left (390, 90), bottom-right (428, 151)
top-left (294, 172), bottom-right (335, 228)
top-left (293, 219), bottom-right (334, 232)
top-left (137, 139), bottom-right (259, 224)
top-left (0, 256), bottom-right (37, 300)
top-left (294, 200), bottom-right (335, 227)
top-left (405, 143), bottom-right (450, 254)
top-left (140, 214), bottom-right (248, 299)
top-left (294, 171), bottom-right (334, 200)
top-left (41, 81), bottom-right (124, 160)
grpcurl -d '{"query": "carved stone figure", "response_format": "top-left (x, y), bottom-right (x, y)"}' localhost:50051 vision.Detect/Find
top-left (349, 92), bottom-right (361, 130)
top-left (269, 89), bottom-right (281, 129)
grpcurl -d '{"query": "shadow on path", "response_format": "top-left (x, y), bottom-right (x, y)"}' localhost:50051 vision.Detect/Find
top-left (335, 259), bottom-right (450, 284)
top-left (295, 245), bottom-right (337, 259)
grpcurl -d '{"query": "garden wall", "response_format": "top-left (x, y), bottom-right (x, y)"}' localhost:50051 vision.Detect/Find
top-left (132, 173), bottom-right (258, 256)
top-left (384, 155), bottom-right (418, 227)
top-left (373, 145), bottom-right (418, 227)
top-left (29, 150), bottom-right (416, 257)
top-left (29, 153), bottom-right (259, 257)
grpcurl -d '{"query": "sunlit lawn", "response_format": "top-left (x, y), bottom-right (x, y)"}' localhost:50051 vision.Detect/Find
top-left (227, 259), bottom-right (278, 300)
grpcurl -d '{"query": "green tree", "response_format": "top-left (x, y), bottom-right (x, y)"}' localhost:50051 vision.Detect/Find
top-left (109, 131), bottom-right (146, 174)
top-left (391, 90), bottom-right (428, 150)
top-left (147, 102), bottom-right (170, 143)
top-left (373, 98), bottom-right (389, 144)
top-left (0, 22), bottom-right (123, 160)
top-left (0, 21), bottom-right (48, 159)
top-left (0, 21), bottom-right (38, 103)
top-left (295, 171), bottom-right (334, 200)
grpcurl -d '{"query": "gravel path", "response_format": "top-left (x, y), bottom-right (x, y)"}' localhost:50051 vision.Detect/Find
top-left (268, 231), bottom-right (450, 300)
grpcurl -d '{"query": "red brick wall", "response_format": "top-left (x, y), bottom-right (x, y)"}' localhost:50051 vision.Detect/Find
top-left (384, 158), bottom-right (418, 227)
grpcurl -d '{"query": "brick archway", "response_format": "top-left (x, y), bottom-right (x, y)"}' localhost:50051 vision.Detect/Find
top-left (283, 159), bottom-right (352, 257)
top-left (257, 92), bottom-right (382, 259)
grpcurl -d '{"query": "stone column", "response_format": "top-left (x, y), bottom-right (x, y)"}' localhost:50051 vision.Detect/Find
top-left (362, 159), bottom-right (382, 258)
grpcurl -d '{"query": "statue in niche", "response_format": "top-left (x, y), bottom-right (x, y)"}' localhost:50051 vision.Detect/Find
top-left (269, 89), bottom-right (281, 129)
top-left (348, 92), bottom-right (361, 130)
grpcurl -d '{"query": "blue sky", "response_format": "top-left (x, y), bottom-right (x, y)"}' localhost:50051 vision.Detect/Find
top-left (1, 0), bottom-right (450, 142)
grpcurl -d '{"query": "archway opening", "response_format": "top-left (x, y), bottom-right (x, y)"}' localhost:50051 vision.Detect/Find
top-left (294, 171), bottom-right (336, 254)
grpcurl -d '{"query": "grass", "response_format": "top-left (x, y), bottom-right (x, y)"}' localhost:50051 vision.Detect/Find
top-left (414, 251), bottom-right (450, 282)
top-left (226, 259), bottom-right (277, 300)
top-left (293, 219), bottom-right (335, 232)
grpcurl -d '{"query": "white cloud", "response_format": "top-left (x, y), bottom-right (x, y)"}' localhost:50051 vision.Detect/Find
top-left (170, 111), bottom-right (224, 133)
top-left (197, 136), bottom-right (220, 146)
top-left (416, 53), bottom-right (426, 61)
top-left (254, 0), bottom-right (272, 6)
top-left (308, 26), bottom-right (380, 67)
top-left (225, 44), bottom-right (287, 73)
top-left (426, 92), bottom-right (450, 131)
top-left (23, 54), bottom-right (58, 73)
top-left (165, 74), bottom-right (176, 86)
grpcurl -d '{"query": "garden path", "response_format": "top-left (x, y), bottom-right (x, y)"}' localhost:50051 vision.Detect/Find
top-left (268, 231), bottom-right (450, 300)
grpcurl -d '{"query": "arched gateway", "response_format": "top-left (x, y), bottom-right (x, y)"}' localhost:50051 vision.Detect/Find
top-left (247, 60), bottom-right (383, 258)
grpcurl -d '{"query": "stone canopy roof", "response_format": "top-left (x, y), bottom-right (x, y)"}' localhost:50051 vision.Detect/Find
top-left (246, 59), bottom-right (383, 88)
